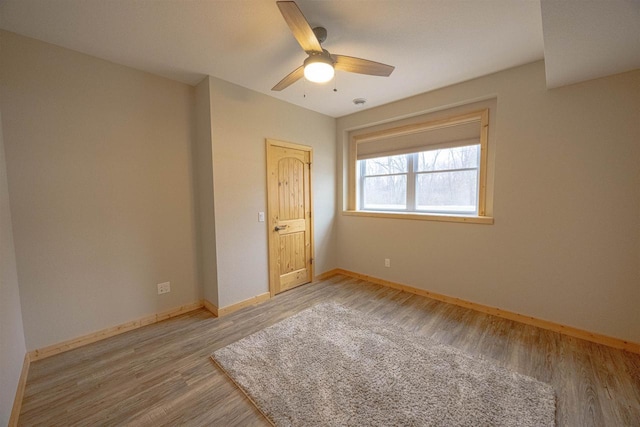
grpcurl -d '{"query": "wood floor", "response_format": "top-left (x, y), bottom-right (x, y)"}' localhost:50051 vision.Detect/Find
top-left (18, 274), bottom-right (640, 426)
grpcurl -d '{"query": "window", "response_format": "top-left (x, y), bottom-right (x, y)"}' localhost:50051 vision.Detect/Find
top-left (347, 109), bottom-right (492, 223)
top-left (359, 144), bottom-right (480, 215)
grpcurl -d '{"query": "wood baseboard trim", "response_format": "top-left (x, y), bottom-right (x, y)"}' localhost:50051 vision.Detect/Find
top-left (203, 299), bottom-right (219, 317)
top-left (28, 301), bottom-right (204, 361)
top-left (218, 292), bottom-right (271, 317)
top-left (330, 269), bottom-right (640, 354)
top-left (314, 269), bottom-right (341, 281)
top-left (8, 353), bottom-right (30, 426)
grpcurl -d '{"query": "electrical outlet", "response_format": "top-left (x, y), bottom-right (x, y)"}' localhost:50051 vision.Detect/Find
top-left (384, 258), bottom-right (391, 268)
top-left (157, 282), bottom-right (170, 295)
top-left (258, 211), bottom-right (265, 222)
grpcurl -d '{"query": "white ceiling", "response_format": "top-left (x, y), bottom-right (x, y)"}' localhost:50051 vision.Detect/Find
top-left (541, 0), bottom-right (640, 89)
top-left (0, 1), bottom-right (637, 118)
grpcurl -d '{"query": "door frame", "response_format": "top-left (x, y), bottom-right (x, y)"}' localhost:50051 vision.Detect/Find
top-left (265, 138), bottom-right (314, 297)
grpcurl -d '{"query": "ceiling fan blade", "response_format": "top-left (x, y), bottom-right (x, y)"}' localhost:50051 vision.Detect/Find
top-left (272, 65), bottom-right (305, 91)
top-left (333, 55), bottom-right (395, 77)
top-left (277, 1), bottom-right (322, 53)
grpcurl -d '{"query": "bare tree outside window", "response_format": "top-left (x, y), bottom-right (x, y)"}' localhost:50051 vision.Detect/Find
top-left (361, 154), bottom-right (407, 209)
top-left (416, 145), bottom-right (479, 213)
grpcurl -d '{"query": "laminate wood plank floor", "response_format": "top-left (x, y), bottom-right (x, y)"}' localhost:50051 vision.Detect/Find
top-left (18, 274), bottom-right (640, 426)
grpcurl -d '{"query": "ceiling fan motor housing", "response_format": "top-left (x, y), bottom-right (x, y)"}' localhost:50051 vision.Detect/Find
top-left (304, 49), bottom-right (334, 65)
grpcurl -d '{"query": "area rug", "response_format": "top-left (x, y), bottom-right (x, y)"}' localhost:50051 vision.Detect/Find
top-left (211, 303), bottom-right (555, 426)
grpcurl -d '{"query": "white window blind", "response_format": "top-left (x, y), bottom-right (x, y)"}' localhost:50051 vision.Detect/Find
top-left (356, 120), bottom-right (481, 160)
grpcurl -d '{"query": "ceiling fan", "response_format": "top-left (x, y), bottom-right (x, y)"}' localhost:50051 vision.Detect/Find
top-left (272, 1), bottom-right (395, 91)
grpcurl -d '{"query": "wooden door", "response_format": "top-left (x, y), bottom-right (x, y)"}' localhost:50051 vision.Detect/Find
top-left (266, 139), bottom-right (313, 296)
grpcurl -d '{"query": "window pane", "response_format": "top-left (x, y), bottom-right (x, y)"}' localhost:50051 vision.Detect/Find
top-left (416, 170), bottom-right (478, 213)
top-left (362, 155), bottom-right (407, 176)
top-left (417, 145), bottom-right (479, 172)
top-left (363, 175), bottom-right (407, 210)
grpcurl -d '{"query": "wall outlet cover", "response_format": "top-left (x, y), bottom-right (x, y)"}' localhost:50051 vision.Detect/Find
top-left (157, 282), bottom-right (171, 294)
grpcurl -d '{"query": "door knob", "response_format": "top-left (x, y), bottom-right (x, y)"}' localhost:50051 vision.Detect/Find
top-left (274, 225), bottom-right (288, 231)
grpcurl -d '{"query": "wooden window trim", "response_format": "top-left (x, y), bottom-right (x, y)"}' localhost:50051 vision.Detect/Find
top-left (347, 109), bottom-right (492, 224)
top-left (342, 210), bottom-right (494, 225)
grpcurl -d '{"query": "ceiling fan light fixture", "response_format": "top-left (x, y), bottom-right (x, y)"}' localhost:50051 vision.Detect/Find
top-left (303, 55), bottom-right (335, 83)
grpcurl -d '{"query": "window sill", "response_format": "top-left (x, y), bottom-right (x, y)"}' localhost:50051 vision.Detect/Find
top-left (342, 210), bottom-right (494, 225)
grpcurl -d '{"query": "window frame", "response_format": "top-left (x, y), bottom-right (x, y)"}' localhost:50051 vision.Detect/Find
top-left (346, 109), bottom-right (493, 224)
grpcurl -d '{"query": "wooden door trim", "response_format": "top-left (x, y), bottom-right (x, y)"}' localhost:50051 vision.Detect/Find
top-left (266, 139), bottom-right (314, 297)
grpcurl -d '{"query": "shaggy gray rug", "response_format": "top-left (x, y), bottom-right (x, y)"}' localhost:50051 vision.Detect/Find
top-left (212, 303), bottom-right (555, 426)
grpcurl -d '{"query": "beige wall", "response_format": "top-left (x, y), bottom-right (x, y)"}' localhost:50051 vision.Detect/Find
top-left (208, 76), bottom-right (337, 308)
top-left (0, 31), bottom-right (200, 350)
top-left (0, 111), bottom-right (27, 426)
top-left (336, 61), bottom-right (640, 343)
top-left (194, 77), bottom-right (219, 307)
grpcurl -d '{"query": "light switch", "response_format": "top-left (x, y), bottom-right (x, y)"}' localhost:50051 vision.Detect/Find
top-left (258, 211), bottom-right (265, 222)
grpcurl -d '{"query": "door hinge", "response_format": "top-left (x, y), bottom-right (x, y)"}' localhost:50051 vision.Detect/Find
top-left (310, 258), bottom-right (314, 264)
